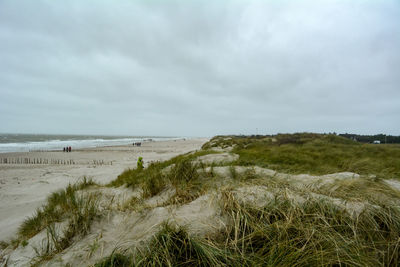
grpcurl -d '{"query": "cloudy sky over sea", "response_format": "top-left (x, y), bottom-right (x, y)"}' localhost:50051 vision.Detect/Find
top-left (0, 0), bottom-right (399, 136)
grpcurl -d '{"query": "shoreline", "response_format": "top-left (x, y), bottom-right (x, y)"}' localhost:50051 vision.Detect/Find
top-left (0, 138), bottom-right (208, 242)
top-left (0, 136), bottom-right (191, 154)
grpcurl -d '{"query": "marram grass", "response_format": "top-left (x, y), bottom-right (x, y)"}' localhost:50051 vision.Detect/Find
top-left (205, 133), bottom-right (400, 179)
top-left (97, 192), bottom-right (400, 267)
top-left (18, 177), bottom-right (96, 240)
top-left (220, 192), bottom-right (400, 266)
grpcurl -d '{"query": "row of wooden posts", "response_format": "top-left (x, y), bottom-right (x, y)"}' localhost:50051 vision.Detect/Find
top-left (0, 158), bottom-right (112, 165)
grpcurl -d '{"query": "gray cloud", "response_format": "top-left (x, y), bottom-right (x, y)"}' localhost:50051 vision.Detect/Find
top-left (0, 0), bottom-right (399, 136)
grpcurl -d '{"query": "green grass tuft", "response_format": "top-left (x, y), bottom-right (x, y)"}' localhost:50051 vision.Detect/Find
top-left (18, 177), bottom-right (97, 240)
top-left (135, 223), bottom-right (233, 266)
top-left (94, 252), bottom-right (133, 267)
top-left (31, 192), bottom-right (100, 265)
top-left (220, 191), bottom-right (400, 266)
top-left (110, 156), bottom-right (212, 205)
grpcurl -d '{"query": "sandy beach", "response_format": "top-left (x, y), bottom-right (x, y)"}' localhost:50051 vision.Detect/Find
top-left (0, 138), bottom-right (208, 242)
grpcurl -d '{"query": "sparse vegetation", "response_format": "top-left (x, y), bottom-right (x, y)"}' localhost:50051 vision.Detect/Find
top-left (119, 196), bottom-right (144, 212)
top-left (2, 177), bottom-right (101, 266)
top-left (109, 150), bottom-right (218, 188)
top-left (110, 153), bottom-right (215, 205)
top-left (30, 189), bottom-right (100, 265)
top-left (18, 177), bottom-right (97, 240)
top-left (166, 159), bottom-right (204, 204)
top-left (21, 240), bottom-right (28, 247)
top-left (0, 240), bottom-right (9, 250)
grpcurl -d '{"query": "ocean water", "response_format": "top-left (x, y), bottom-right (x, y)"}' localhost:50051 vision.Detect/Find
top-left (0, 134), bottom-right (180, 153)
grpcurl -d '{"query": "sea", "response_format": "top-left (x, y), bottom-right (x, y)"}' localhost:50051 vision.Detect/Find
top-left (0, 133), bottom-right (181, 153)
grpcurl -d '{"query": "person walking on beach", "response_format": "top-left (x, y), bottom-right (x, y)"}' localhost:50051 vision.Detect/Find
top-left (63, 147), bottom-right (66, 152)
top-left (137, 157), bottom-right (144, 170)
top-left (69, 146), bottom-right (72, 152)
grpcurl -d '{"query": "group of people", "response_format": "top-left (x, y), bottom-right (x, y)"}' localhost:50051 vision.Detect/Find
top-left (63, 146), bottom-right (72, 152)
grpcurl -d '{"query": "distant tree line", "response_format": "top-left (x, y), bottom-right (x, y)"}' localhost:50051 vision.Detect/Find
top-left (226, 133), bottom-right (400, 144)
top-left (339, 133), bottom-right (400, 144)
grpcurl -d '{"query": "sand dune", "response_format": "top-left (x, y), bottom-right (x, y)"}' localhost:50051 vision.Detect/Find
top-left (0, 138), bottom-right (208, 242)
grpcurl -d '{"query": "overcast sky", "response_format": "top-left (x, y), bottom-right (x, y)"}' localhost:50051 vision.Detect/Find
top-left (0, 0), bottom-right (399, 137)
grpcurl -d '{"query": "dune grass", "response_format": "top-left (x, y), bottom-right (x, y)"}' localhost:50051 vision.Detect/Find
top-left (32, 193), bottom-right (99, 262)
top-left (95, 189), bottom-right (400, 267)
top-left (4, 177), bottom-right (102, 265)
top-left (94, 252), bottom-right (132, 267)
top-left (220, 191), bottom-right (400, 266)
top-left (18, 177), bottom-right (97, 240)
top-left (136, 223), bottom-right (233, 266)
top-left (115, 162), bottom-right (168, 198)
top-left (109, 153), bottom-right (216, 205)
top-left (204, 133), bottom-right (400, 178)
top-left (97, 190), bottom-right (400, 267)
top-left (95, 223), bottom-right (234, 267)
top-left (165, 159), bottom-right (206, 205)
top-left (316, 176), bottom-right (400, 204)
top-left (30, 192), bottom-right (100, 265)
top-left (91, 134), bottom-right (400, 266)
top-left (109, 150), bottom-right (218, 188)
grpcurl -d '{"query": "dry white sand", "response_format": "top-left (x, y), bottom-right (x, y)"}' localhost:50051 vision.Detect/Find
top-left (0, 138), bottom-right (208, 242)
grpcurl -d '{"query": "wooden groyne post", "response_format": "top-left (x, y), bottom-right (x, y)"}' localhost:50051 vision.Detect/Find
top-left (0, 158), bottom-right (75, 165)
